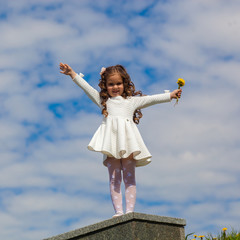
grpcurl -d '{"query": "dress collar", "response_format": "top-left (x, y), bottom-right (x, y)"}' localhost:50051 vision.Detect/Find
top-left (110, 96), bottom-right (123, 100)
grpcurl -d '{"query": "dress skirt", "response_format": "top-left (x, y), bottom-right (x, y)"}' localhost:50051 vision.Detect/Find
top-left (87, 115), bottom-right (152, 167)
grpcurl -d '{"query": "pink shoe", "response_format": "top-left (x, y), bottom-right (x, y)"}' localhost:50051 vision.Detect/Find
top-left (125, 211), bottom-right (133, 214)
top-left (112, 212), bottom-right (124, 218)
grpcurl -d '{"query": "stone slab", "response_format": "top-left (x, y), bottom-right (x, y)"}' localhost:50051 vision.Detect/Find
top-left (43, 212), bottom-right (186, 240)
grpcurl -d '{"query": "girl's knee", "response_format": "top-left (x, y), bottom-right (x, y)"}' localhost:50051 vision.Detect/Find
top-left (122, 161), bottom-right (136, 175)
top-left (122, 159), bottom-right (136, 185)
top-left (107, 157), bottom-right (122, 184)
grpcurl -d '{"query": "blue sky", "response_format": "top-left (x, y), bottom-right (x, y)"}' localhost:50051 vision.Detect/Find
top-left (0, 0), bottom-right (240, 239)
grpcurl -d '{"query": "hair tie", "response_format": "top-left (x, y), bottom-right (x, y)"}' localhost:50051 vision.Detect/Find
top-left (100, 67), bottom-right (106, 76)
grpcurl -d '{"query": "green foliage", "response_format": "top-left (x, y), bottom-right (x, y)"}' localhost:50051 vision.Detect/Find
top-left (185, 232), bottom-right (195, 240)
top-left (186, 228), bottom-right (240, 240)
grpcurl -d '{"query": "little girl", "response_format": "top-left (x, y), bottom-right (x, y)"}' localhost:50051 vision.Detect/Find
top-left (59, 63), bottom-right (182, 217)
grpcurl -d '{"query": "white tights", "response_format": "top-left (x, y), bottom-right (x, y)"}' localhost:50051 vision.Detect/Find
top-left (106, 157), bottom-right (136, 215)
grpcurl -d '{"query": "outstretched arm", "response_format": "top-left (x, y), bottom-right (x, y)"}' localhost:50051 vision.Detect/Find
top-left (59, 63), bottom-right (102, 108)
top-left (132, 89), bottom-right (182, 110)
top-left (60, 63), bottom-right (77, 79)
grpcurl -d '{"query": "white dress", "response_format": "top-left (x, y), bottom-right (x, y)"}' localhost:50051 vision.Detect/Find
top-left (73, 74), bottom-right (171, 167)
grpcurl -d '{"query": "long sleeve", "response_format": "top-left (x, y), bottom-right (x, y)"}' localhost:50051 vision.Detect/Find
top-left (72, 74), bottom-right (102, 108)
top-left (131, 93), bottom-right (171, 110)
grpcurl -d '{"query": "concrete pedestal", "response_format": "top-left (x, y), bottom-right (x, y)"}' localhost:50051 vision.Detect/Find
top-left (44, 212), bottom-right (186, 240)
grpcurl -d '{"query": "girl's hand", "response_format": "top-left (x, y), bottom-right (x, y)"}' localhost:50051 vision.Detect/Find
top-left (170, 89), bottom-right (182, 99)
top-left (59, 63), bottom-right (77, 79)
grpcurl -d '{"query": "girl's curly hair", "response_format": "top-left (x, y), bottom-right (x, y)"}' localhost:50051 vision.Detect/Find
top-left (98, 64), bottom-right (143, 124)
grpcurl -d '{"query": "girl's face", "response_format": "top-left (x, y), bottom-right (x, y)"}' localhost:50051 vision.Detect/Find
top-left (106, 73), bottom-right (124, 97)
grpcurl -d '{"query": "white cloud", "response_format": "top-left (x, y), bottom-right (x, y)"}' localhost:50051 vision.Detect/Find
top-left (0, 0), bottom-right (240, 239)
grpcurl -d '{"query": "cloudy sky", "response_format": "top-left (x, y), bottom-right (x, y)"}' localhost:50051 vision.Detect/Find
top-left (0, 0), bottom-right (240, 239)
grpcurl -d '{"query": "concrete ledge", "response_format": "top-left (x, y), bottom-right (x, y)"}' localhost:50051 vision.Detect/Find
top-left (44, 212), bottom-right (186, 240)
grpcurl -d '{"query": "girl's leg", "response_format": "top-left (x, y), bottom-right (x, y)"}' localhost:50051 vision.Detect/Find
top-left (106, 157), bottom-right (124, 216)
top-left (122, 156), bottom-right (136, 213)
